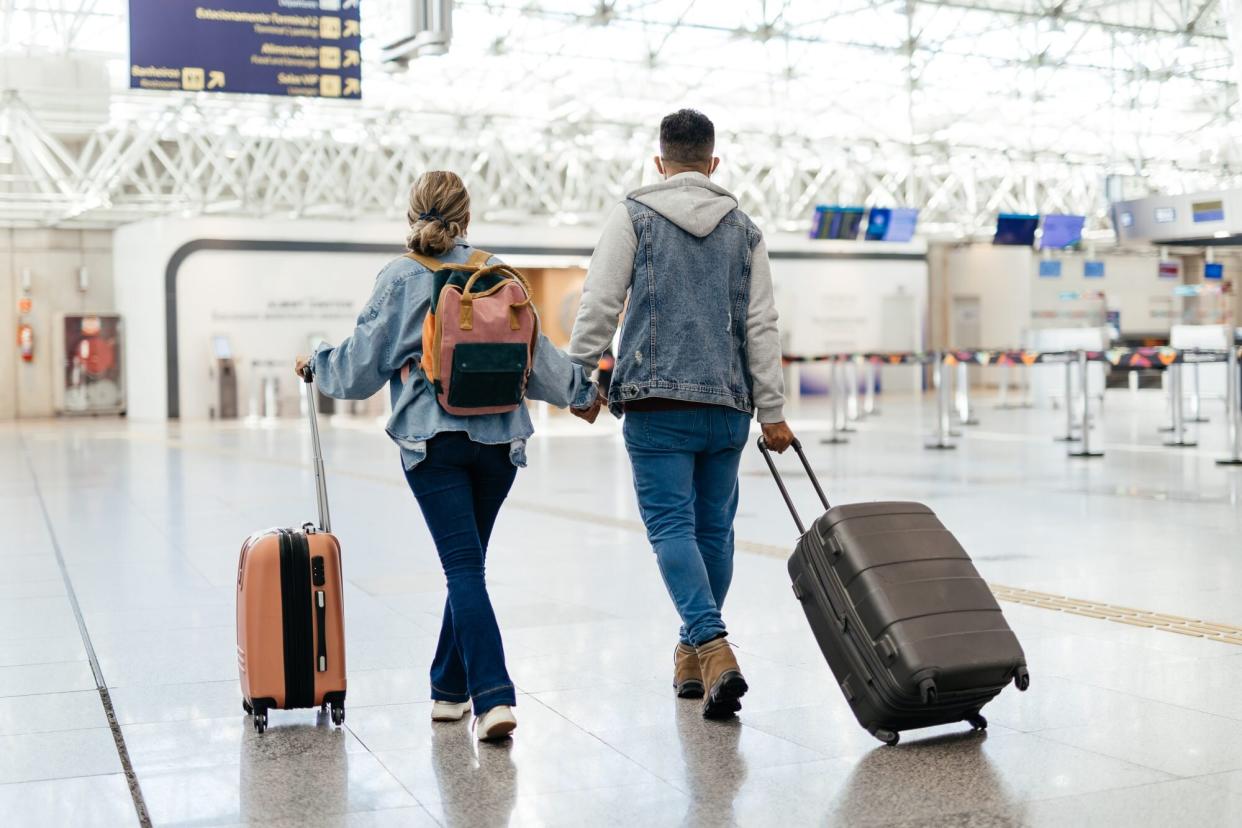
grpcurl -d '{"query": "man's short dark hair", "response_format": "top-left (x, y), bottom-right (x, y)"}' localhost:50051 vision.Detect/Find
top-left (659, 109), bottom-right (715, 166)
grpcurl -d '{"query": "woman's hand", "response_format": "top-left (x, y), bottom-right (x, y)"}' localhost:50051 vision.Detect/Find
top-left (294, 355), bottom-right (311, 380)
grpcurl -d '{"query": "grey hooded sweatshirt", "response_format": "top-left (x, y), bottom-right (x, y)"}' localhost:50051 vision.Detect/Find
top-left (568, 171), bottom-right (785, 423)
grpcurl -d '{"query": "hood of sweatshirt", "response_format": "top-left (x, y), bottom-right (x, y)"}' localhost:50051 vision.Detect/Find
top-left (627, 172), bottom-right (739, 238)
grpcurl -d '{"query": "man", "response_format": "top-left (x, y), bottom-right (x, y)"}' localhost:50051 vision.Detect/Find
top-left (569, 109), bottom-right (794, 719)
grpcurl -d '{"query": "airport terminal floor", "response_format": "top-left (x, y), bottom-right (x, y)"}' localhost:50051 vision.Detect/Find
top-left (4, 393), bottom-right (1242, 827)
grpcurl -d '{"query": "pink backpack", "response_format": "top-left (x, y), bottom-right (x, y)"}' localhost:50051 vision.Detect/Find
top-left (401, 248), bottom-right (539, 416)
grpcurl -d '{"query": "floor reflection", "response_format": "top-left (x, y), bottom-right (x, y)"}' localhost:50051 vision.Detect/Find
top-left (238, 709), bottom-right (349, 821)
top-left (830, 730), bottom-right (1010, 824)
top-left (675, 703), bottom-right (748, 826)
top-left (429, 720), bottom-right (518, 828)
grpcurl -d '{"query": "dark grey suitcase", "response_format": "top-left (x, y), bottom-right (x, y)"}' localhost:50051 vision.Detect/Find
top-left (758, 438), bottom-right (1029, 745)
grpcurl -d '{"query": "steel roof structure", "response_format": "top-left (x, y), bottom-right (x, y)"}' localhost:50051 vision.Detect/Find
top-left (0, 0), bottom-right (1238, 233)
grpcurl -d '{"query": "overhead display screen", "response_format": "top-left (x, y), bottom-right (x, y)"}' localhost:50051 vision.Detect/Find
top-left (1039, 214), bottom-right (1084, 249)
top-left (865, 207), bottom-right (919, 242)
top-left (1192, 200), bottom-right (1225, 223)
top-left (128, 0), bottom-right (362, 99)
top-left (993, 213), bottom-right (1039, 246)
top-left (810, 206), bottom-right (865, 240)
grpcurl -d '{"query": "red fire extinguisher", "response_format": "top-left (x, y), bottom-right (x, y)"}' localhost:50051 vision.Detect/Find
top-left (18, 323), bottom-right (34, 362)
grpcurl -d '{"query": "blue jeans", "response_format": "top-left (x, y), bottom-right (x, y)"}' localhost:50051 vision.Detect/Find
top-left (404, 432), bottom-right (517, 715)
top-left (623, 407), bottom-right (750, 647)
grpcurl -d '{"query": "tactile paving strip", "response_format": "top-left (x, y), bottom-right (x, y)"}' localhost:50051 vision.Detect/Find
top-left (985, 584), bottom-right (1242, 645)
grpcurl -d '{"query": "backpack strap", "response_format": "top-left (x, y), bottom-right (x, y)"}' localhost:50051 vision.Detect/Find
top-left (406, 248), bottom-right (491, 272)
top-left (405, 251), bottom-right (444, 271)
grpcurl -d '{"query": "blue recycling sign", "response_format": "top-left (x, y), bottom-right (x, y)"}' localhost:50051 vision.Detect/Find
top-left (129, 0), bottom-right (362, 99)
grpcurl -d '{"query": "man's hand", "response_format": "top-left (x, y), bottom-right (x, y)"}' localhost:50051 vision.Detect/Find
top-left (570, 391), bottom-right (606, 424)
top-left (761, 421), bottom-right (796, 453)
top-left (294, 355), bottom-right (311, 380)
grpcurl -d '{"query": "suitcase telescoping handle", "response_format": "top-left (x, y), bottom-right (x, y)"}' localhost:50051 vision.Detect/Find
top-left (300, 366), bottom-right (332, 533)
top-left (756, 437), bottom-right (830, 535)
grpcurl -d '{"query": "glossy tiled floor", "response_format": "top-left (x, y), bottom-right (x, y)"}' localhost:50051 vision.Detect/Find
top-left (4, 388), bottom-right (1242, 827)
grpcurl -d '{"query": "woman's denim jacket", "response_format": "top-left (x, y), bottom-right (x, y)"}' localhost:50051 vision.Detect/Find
top-left (311, 242), bottom-right (597, 469)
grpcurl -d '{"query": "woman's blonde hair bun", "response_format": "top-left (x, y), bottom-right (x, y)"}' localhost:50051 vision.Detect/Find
top-left (406, 171), bottom-right (470, 256)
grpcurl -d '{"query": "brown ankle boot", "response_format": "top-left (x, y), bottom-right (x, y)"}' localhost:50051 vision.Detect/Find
top-left (696, 636), bottom-right (748, 719)
top-left (674, 643), bottom-right (704, 699)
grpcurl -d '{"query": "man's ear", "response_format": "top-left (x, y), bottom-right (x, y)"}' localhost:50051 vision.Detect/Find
top-left (653, 156), bottom-right (666, 177)
top-left (708, 156), bottom-right (720, 175)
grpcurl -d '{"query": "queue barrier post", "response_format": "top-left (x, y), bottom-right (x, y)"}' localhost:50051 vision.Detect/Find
top-left (925, 351), bottom-right (956, 450)
top-left (1158, 367), bottom-right (1176, 433)
top-left (1069, 350), bottom-right (1103, 458)
top-left (955, 361), bottom-right (980, 426)
top-left (821, 356), bottom-right (850, 445)
top-left (996, 363), bottom-right (1011, 409)
top-left (1055, 357), bottom-right (1078, 442)
top-left (1164, 361), bottom-right (1197, 448)
top-left (1188, 357), bottom-right (1209, 423)
top-left (1217, 345), bottom-right (1242, 466)
top-left (841, 358), bottom-right (858, 430)
top-left (863, 358), bottom-right (878, 417)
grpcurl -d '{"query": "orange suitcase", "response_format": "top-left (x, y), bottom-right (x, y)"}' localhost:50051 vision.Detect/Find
top-left (236, 369), bottom-right (346, 734)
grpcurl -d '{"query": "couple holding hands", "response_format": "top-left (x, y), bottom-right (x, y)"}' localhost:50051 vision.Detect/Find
top-left (299, 109), bottom-right (795, 742)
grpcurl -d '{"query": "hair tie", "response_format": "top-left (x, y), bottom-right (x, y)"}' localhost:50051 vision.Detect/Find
top-left (418, 208), bottom-right (448, 228)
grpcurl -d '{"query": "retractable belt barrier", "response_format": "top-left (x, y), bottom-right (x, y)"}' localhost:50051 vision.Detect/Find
top-left (782, 346), bottom-right (1242, 461)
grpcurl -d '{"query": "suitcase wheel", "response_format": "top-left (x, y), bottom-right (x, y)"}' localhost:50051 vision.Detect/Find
top-left (253, 710), bottom-right (268, 735)
top-left (1014, 666), bottom-right (1031, 691)
top-left (873, 728), bottom-right (900, 746)
top-left (330, 704), bottom-right (345, 727)
top-left (966, 713), bottom-right (988, 731)
top-left (242, 699), bottom-right (252, 715)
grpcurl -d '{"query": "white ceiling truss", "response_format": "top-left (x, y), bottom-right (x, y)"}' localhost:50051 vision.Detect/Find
top-left (1, 0), bottom-right (1239, 233)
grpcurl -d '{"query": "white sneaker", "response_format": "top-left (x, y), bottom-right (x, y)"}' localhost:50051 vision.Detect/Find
top-left (431, 700), bottom-right (471, 722)
top-left (475, 705), bottom-right (517, 742)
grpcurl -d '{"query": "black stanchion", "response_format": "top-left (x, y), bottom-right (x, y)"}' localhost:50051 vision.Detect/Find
top-left (1164, 364), bottom-right (1197, 448)
top-left (955, 361), bottom-right (980, 426)
top-left (1218, 345), bottom-right (1242, 466)
top-left (821, 357), bottom-right (850, 445)
top-left (1069, 350), bottom-right (1103, 458)
top-left (862, 359), bottom-right (879, 417)
top-left (925, 352), bottom-right (956, 450)
top-left (1054, 358), bottom-right (1079, 442)
top-left (1187, 360), bottom-right (1210, 423)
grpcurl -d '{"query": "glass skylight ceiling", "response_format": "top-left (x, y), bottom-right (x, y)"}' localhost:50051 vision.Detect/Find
top-left (1, 0), bottom-right (1238, 228)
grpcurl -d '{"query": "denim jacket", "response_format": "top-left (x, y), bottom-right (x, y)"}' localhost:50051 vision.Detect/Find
top-left (569, 173), bottom-right (785, 422)
top-left (311, 242), bottom-right (597, 469)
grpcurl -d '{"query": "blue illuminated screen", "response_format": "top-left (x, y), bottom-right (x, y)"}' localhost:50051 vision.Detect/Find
top-left (1039, 214), bottom-right (1085, 249)
top-left (994, 214), bottom-right (1039, 246)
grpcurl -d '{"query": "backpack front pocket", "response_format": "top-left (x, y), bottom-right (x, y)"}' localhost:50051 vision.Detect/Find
top-left (446, 343), bottom-right (529, 409)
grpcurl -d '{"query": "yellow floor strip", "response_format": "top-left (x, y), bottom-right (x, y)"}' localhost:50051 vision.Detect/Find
top-left (56, 424), bottom-right (1242, 649)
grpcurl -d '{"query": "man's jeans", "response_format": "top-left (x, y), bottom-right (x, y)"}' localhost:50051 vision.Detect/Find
top-left (404, 432), bottom-right (517, 715)
top-left (623, 406), bottom-right (751, 646)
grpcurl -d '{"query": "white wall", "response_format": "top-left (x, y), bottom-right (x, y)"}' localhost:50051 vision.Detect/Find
top-left (1, 229), bottom-right (115, 419)
top-left (114, 218), bottom-right (930, 419)
top-left (767, 237), bottom-right (929, 394)
top-left (1028, 252), bottom-right (1175, 336)
top-left (944, 244), bottom-right (1033, 350)
top-left (114, 217), bottom-right (608, 420)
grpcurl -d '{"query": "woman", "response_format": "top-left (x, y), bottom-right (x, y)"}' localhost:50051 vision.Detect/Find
top-left (296, 171), bottom-right (601, 741)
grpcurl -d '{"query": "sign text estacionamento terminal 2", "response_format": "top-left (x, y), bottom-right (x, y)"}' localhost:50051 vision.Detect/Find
top-left (128, 0), bottom-right (362, 99)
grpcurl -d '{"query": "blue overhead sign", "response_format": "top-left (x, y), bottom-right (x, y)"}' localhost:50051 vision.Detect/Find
top-left (128, 0), bottom-right (362, 99)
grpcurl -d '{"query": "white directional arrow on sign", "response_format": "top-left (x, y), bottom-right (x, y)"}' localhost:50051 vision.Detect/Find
top-left (207, 70), bottom-right (225, 89)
